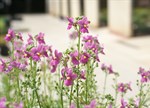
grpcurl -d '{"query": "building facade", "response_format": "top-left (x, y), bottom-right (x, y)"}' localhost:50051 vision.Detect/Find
top-left (48, 0), bottom-right (150, 37)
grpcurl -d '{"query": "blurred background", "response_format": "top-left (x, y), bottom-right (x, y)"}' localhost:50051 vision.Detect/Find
top-left (0, 0), bottom-right (150, 95)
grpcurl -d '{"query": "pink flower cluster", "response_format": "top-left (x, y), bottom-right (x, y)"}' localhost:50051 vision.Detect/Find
top-left (0, 97), bottom-right (23, 108)
top-left (67, 16), bottom-right (90, 33)
top-left (117, 82), bottom-right (132, 93)
top-left (139, 67), bottom-right (150, 83)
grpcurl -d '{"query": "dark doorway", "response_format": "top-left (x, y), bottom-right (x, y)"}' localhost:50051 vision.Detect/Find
top-left (133, 0), bottom-right (150, 36)
top-left (99, 0), bottom-right (107, 27)
top-left (30, 0), bottom-right (46, 13)
top-left (0, 0), bottom-right (46, 15)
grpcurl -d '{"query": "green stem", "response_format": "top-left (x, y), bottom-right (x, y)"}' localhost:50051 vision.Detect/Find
top-left (11, 41), bottom-right (15, 60)
top-left (25, 86), bottom-right (28, 108)
top-left (33, 62), bottom-right (41, 108)
top-left (103, 72), bottom-right (108, 95)
top-left (69, 84), bottom-right (74, 106)
top-left (139, 83), bottom-right (143, 108)
top-left (6, 74), bottom-right (11, 101)
top-left (17, 71), bottom-right (21, 101)
top-left (85, 62), bottom-right (90, 104)
top-left (31, 91), bottom-right (35, 107)
top-left (77, 30), bottom-right (81, 108)
top-left (61, 80), bottom-right (64, 108)
top-left (114, 75), bottom-right (118, 107)
top-left (35, 90), bottom-right (42, 108)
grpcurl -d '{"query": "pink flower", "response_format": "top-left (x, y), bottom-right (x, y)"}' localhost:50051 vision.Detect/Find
top-left (69, 31), bottom-right (78, 40)
top-left (64, 68), bottom-right (77, 86)
top-left (5, 29), bottom-right (15, 42)
top-left (108, 104), bottom-right (112, 108)
top-left (117, 82), bottom-right (132, 93)
top-left (84, 99), bottom-right (96, 108)
top-left (14, 41), bottom-right (23, 51)
top-left (77, 17), bottom-right (90, 33)
top-left (101, 63), bottom-right (114, 74)
top-left (107, 65), bottom-right (114, 74)
top-left (31, 46), bottom-right (43, 61)
top-left (138, 67), bottom-right (145, 74)
top-left (35, 32), bottom-right (45, 44)
top-left (16, 32), bottom-right (23, 41)
top-left (13, 102), bottom-right (23, 108)
top-left (67, 17), bottom-right (74, 30)
top-left (69, 103), bottom-right (76, 108)
top-left (138, 67), bottom-right (150, 83)
top-left (23, 51), bottom-right (31, 58)
top-left (30, 44), bottom-right (49, 61)
top-left (70, 51), bottom-right (79, 65)
top-left (50, 50), bottom-right (62, 73)
top-left (80, 52), bottom-right (90, 64)
top-left (83, 35), bottom-right (104, 62)
top-left (0, 59), bottom-right (6, 72)
top-left (101, 63), bottom-right (107, 71)
top-left (120, 98), bottom-right (129, 108)
top-left (134, 98), bottom-right (140, 108)
top-left (140, 72), bottom-right (150, 83)
top-left (0, 97), bottom-right (7, 108)
top-left (80, 70), bottom-right (86, 79)
top-left (27, 34), bottom-right (34, 45)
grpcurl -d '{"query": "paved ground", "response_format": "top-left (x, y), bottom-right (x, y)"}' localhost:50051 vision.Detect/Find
top-left (10, 14), bottom-right (150, 98)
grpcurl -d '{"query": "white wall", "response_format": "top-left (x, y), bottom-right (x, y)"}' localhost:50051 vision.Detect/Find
top-left (108, 0), bottom-right (132, 37)
top-left (84, 0), bottom-right (99, 27)
top-left (62, 0), bottom-right (68, 17)
top-left (70, 0), bottom-right (80, 17)
top-left (49, 0), bottom-right (60, 16)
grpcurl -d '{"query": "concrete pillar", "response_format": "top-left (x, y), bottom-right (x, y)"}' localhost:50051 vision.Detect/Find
top-left (55, 0), bottom-right (60, 16)
top-left (62, 0), bottom-right (68, 17)
top-left (70, 0), bottom-right (81, 17)
top-left (108, 0), bottom-right (132, 37)
top-left (49, 0), bottom-right (55, 15)
top-left (84, 0), bottom-right (99, 27)
top-left (49, 0), bottom-right (60, 16)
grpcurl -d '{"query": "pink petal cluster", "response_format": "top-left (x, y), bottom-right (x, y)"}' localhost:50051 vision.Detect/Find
top-left (13, 102), bottom-right (23, 108)
top-left (50, 50), bottom-right (62, 72)
top-left (35, 32), bottom-right (45, 44)
top-left (4, 29), bottom-right (15, 42)
top-left (0, 97), bottom-right (7, 108)
top-left (61, 67), bottom-right (77, 86)
top-left (77, 17), bottom-right (90, 33)
top-left (138, 67), bottom-right (150, 83)
top-left (84, 99), bottom-right (97, 108)
top-left (117, 82), bottom-right (132, 93)
top-left (101, 63), bottom-right (114, 74)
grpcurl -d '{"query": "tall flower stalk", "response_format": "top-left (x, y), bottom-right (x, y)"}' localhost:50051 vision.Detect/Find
top-left (0, 16), bottom-right (149, 108)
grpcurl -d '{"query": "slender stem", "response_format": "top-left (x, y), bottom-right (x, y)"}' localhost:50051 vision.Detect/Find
top-left (77, 30), bottom-right (81, 108)
top-left (11, 41), bottom-right (15, 60)
top-left (114, 75), bottom-right (118, 107)
top-left (33, 62), bottom-right (41, 108)
top-left (85, 62), bottom-right (90, 104)
top-left (61, 80), bottom-right (64, 108)
top-left (35, 90), bottom-right (42, 108)
top-left (6, 74), bottom-right (11, 101)
top-left (25, 86), bottom-right (28, 107)
top-left (69, 84), bottom-right (74, 106)
top-left (17, 71), bottom-right (21, 101)
top-left (139, 83), bottom-right (143, 108)
top-left (103, 72), bottom-right (108, 95)
top-left (31, 91), bottom-right (35, 107)
top-left (85, 74), bottom-right (88, 104)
